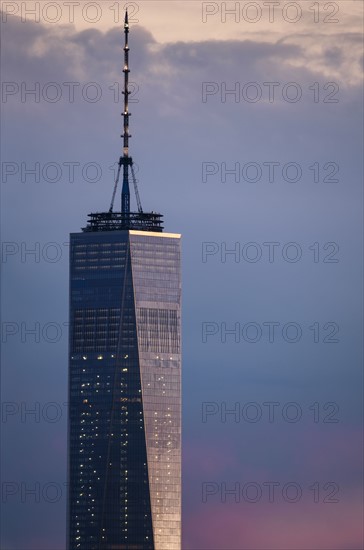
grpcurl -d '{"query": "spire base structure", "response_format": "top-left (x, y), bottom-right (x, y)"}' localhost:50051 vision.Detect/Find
top-left (121, 155), bottom-right (132, 214)
top-left (83, 211), bottom-right (163, 232)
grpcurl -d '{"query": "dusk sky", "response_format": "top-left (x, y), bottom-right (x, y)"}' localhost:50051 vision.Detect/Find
top-left (1, 1), bottom-right (363, 549)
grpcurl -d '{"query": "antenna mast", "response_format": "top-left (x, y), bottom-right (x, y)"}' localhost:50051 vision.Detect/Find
top-left (109, 9), bottom-right (143, 215)
top-left (85, 9), bottom-right (164, 231)
top-left (121, 9), bottom-right (131, 214)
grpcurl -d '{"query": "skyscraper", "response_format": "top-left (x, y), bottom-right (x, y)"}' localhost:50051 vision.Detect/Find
top-left (67, 12), bottom-right (181, 550)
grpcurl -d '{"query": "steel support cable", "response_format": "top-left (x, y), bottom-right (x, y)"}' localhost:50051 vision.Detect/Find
top-left (109, 160), bottom-right (122, 213)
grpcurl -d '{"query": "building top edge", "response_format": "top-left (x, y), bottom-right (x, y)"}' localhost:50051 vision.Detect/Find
top-left (70, 230), bottom-right (181, 238)
top-left (130, 230), bottom-right (181, 238)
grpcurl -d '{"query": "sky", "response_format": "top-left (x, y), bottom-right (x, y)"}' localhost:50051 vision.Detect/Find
top-left (1, 1), bottom-right (363, 549)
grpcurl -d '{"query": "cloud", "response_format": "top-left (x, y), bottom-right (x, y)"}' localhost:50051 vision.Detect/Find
top-left (2, 10), bottom-right (362, 94)
top-left (184, 492), bottom-right (363, 549)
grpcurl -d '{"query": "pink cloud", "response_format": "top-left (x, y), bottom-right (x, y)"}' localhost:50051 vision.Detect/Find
top-left (183, 491), bottom-right (363, 549)
top-left (184, 437), bottom-right (240, 477)
top-left (183, 429), bottom-right (363, 548)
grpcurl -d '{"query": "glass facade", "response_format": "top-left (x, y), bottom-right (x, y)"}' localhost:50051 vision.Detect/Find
top-left (68, 230), bottom-right (181, 550)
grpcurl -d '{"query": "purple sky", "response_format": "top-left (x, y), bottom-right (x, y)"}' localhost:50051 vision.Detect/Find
top-left (1, 2), bottom-right (363, 549)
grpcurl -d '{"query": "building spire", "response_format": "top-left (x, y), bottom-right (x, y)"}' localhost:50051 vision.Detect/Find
top-left (85, 8), bottom-right (164, 232)
top-left (121, 9), bottom-right (131, 214)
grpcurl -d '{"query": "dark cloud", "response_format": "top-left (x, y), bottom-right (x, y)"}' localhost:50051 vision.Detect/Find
top-left (3, 11), bottom-right (361, 88)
